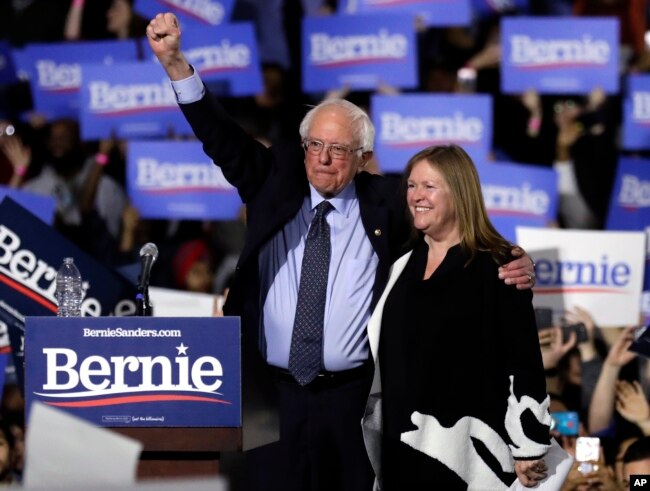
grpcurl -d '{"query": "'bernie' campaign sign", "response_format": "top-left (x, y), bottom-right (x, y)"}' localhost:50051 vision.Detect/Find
top-left (134, 0), bottom-right (234, 26)
top-left (16, 41), bottom-right (139, 119)
top-left (338, 0), bottom-right (472, 27)
top-left (127, 140), bottom-right (242, 220)
top-left (605, 157), bottom-right (650, 232)
top-left (477, 161), bottom-right (558, 243)
top-left (80, 61), bottom-right (191, 141)
top-left (25, 316), bottom-right (241, 428)
top-left (622, 75), bottom-right (650, 150)
top-left (0, 197), bottom-right (138, 318)
top-left (302, 13), bottom-right (417, 94)
top-left (166, 22), bottom-right (263, 96)
top-left (371, 93), bottom-right (492, 173)
top-left (471, 0), bottom-right (528, 19)
top-left (0, 41), bottom-right (17, 86)
top-left (500, 17), bottom-right (619, 95)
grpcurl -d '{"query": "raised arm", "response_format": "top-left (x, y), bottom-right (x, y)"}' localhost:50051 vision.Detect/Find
top-left (588, 327), bottom-right (637, 433)
top-left (146, 13), bottom-right (193, 81)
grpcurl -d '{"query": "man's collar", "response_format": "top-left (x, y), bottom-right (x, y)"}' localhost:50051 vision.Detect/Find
top-left (308, 181), bottom-right (357, 218)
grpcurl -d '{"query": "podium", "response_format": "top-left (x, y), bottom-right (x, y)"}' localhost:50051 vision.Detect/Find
top-left (113, 427), bottom-right (241, 478)
top-left (24, 316), bottom-right (279, 481)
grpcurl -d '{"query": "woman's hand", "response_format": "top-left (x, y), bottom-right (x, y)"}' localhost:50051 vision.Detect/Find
top-left (515, 459), bottom-right (548, 487)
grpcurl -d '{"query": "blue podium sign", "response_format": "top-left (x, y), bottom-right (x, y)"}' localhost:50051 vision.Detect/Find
top-left (25, 316), bottom-right (241, 427)
top-left (501, 17), bottom-right (619, 95)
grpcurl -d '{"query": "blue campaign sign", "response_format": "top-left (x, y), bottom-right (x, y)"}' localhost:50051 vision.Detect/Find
top-left (605, 157), bottom-right (650, 231)
top-left (134, 0), bottom-right (234, 26)
top-left (80, 62), bottom-right (192, 141)
top-left (622, 75), bottom-right (650, 150)
top-left (25, 316), bottom-right (241, 427)
top-left (477, 161), bottom-right (558, 243)
top-left (337, 0), bottom-right (471, 27)
top-left (471, 0), bottom-right (528, 18)
top-left (0, 41), bottom-right (17, 86)
top-left (0, 188), bottom-right (55, 225)
top-left (371, 93), bottom-right (492, 173)
top-left (20, 41), bottom-right (139, 119)
top-left (169, 23), bottom-right (263, 96)
top-left (0, 301), bottom-right (25, 391)
top-left (302, 14), bottom-right (417, 94)
top-left (500, 18), bottom-right (619, 95)
top-left (127, 141), bottom-right (242, 220)
top-left (0, 197), bottom-right (138, 318)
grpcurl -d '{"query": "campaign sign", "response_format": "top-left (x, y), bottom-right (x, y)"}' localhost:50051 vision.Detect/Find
top-left (0, 197), bottom-right (138, 318)
top-left (302, 14), bottom-right (417, 94)
top-left (80, 62), bottom-right (192, 141)
top-left (0, 301), bottom-right (25, 390)
top-left (622, 75), bottom-right (650, 150)
top-left (338, 0), bottom-right (471, 27)
top-left (472, 0), bottom-right (528, 19)
top-left (605, 157), bottom-right (650, 231)
top-left (127, 141), bottom-right (241, 220)
top-left (0, 187), bottom-right (55, 225)
top-left (20, 41), bottom-right (139, 119)
top-left (25, 316), bottom-right (241, 427)
top-left (477, 161), bottom-right (557, 243)
top-left (0, 41), bottom-right (17, 86)
top-left (134, 0), bottom-right (234, 26)
top-left (501, 18), bottom-right (619, 95)
top-left (372, 93), bottom-right (492, 173)
top-left (168, 23), bottom-right (263, 96)
top-left (516, 227), bottom-right (645, 326)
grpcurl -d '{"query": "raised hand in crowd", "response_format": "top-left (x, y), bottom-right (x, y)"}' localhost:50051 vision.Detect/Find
top-left (539, 325), bottom-right (577, 396)
top-left (616, 380), bottom-right (650, 436)
top-left (564, 306), bottom-right (599, 361)
top-left (561, 455), bottom-right (618, 491)
top-left (588, 327), bottom-right (638, 434)
top-left (0, 126), bottom-right (31, 188)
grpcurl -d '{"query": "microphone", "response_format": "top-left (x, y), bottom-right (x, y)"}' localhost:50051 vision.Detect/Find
top-left (137, 242), bottom-right (158, 291)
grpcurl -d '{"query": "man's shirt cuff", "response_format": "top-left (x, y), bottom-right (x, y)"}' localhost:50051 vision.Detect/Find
top-left (170, 67), bottom-right (205, 104)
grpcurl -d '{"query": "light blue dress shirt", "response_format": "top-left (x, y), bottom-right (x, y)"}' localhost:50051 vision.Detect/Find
top-left (170, 71), bottom-right (378, 371)
top-left (260, 184), bottom-right (377, 371)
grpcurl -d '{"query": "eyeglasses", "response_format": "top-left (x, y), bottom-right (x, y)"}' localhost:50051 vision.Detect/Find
top-left (303, 139), bottom-right (363, 159)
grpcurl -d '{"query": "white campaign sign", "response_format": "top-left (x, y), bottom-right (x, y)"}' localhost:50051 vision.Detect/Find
top-left (516, 227), bottom-right (646, 326)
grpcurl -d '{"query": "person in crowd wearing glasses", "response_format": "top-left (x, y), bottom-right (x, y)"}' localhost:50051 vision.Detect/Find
top-left (146, 12), bottom-right (537, 491)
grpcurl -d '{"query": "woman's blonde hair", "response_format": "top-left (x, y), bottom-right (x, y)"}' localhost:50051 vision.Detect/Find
top-left (403, 144), bottom-right (512, 265)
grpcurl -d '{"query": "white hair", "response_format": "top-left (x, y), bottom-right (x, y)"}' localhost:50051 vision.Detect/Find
top-left (298, 98), bottom-right (375, 152)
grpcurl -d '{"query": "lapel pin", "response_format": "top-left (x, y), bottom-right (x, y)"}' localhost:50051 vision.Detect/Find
top-left (374, 229), bottom-right (382, 237)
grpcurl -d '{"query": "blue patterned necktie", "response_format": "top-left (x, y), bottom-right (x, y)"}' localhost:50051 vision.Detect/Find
top-left (288, 201), bottom-right (333, 386)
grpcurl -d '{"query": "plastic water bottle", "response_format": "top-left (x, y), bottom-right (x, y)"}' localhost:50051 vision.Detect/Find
top-left (55, 257), bottom-right (82, 317)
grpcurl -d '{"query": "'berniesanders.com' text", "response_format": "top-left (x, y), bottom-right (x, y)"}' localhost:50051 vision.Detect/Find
top-left (83, 328), bottom-right (181, 338)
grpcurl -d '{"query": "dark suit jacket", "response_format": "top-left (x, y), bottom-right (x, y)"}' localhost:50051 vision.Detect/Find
top-left (180, 90), bottom-right (411, 359)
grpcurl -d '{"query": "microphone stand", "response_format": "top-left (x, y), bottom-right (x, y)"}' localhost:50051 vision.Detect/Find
top-left (136, 285), bottom-right (153, 317)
